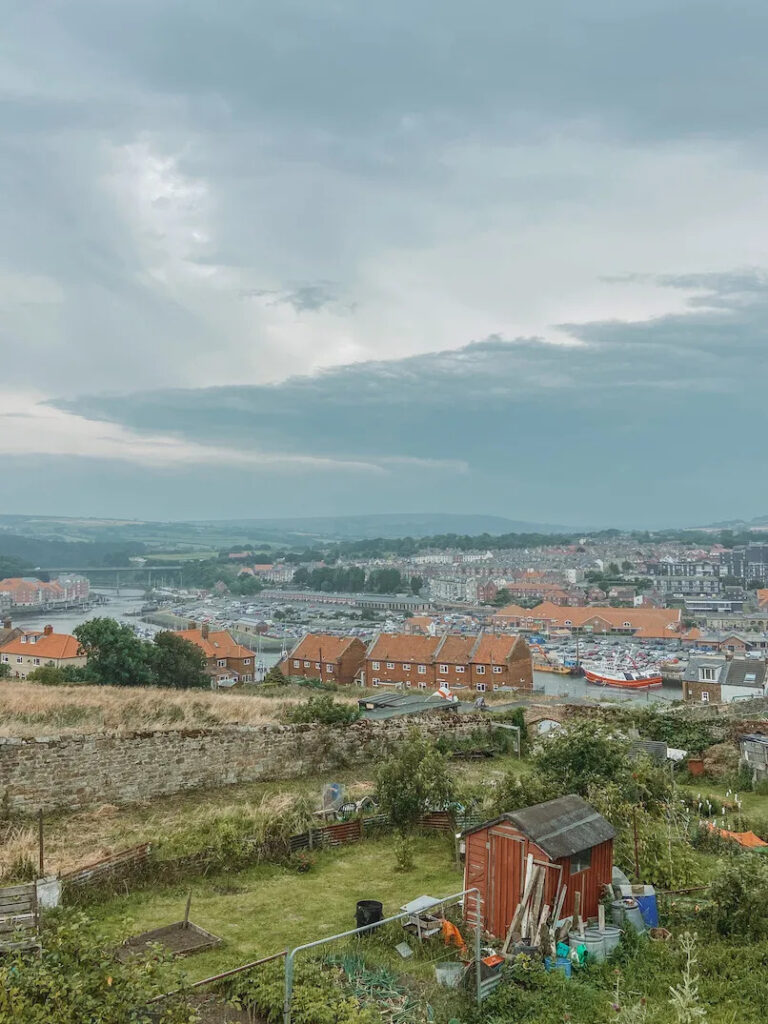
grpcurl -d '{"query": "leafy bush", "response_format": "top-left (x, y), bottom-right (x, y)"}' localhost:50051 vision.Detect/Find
top-left (708, 856), bottom-right (768, 940)
top-left (532, 720), bottom-right (633, 797)
top-left (284, 694), bottom-right (360, 725)
top-left (0, 911), bottom-right (193, 1024)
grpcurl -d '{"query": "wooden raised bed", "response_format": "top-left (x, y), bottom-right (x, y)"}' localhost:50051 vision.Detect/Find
top-left (118, 920), bottom-right (221, 960)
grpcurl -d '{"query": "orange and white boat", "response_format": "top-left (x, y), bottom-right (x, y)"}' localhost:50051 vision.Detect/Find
top-left (584, 659), bottom-right (662, 689)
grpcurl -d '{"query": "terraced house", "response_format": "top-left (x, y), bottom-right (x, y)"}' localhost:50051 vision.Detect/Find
top-left (281, 634), bottom-right (368, 686)
top-left (175, 623), bottom-right (257, 686)
top-left (361, 631), bottom-right (533, 693)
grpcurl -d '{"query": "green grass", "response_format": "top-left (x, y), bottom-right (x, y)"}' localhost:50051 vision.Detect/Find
top-left (87, 833), bottom-right (462, 982)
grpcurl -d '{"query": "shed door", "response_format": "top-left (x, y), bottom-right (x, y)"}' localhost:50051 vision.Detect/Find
top-left (488, 832), bottom-right (524, 938)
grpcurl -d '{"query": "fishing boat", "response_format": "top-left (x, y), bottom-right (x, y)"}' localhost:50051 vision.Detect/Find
top-left (584, 659), bottom-right (662, 689)
top-left (533, 658), bottom-right (571, 675)
top-left (531, 645), bottom-right (571, 675)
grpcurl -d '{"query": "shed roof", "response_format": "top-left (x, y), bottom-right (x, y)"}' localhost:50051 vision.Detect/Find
top-left (464, 794), bottom-right (615, 859)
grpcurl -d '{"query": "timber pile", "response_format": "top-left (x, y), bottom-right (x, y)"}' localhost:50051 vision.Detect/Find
top-left (499, 853), bottom-right (577, 959)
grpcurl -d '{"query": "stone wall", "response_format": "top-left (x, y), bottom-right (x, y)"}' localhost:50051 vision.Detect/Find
top-left (0, 715), bottom-right (490, 814)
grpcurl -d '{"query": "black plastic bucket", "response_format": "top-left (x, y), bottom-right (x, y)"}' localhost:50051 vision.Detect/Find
top-left (356, 900), bottom-right (383, 933)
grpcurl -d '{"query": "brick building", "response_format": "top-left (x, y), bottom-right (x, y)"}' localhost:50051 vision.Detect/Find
top-left (281, 634), bottom-right (367, 686)
top-left (175, 624), bottom-right (257, 686)
top-left (361, 631), bottom-right (532, 693)
top-left (0, 626), bottom-right (86, 679)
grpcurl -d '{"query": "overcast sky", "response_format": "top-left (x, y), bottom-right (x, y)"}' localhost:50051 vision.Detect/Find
top-left (3, 1), bottom-right (768, 527)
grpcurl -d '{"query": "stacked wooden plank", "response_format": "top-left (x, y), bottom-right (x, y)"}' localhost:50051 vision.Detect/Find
top-left (499, 854), bottom-right (575, 958)
top-left (0, 882), bottom-right (40, 953)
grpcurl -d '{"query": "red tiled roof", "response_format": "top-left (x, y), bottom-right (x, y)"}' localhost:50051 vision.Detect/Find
top-left (175, 629), bottom-right (255, 660)
top-left (0, 631), bottom-right (81, 659)
top-left (495, 601), bottom-right (680, 637)
top-left (287, 634), bottom-right (362, 662)
top-left (367, 632), bottom-right (527, 667)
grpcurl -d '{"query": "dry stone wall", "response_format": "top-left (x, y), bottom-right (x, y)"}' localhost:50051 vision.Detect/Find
top-left (0, 715), bottom-right (489, 814)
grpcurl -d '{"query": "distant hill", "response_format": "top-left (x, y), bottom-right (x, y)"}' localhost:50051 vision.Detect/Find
top-left (691, 514), bottom-right (768, 532)
top-left (199, 513), bottom-right (578, 541)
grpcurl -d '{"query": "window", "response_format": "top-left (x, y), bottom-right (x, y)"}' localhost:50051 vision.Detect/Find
top-left (243, 659), bottom-right (251, 665)
top-left (217, 659), bottom-right (226, 667)
top-left (456, 665), bottom-right (465, 673)
top-left (701, 691), bottom-right (710, 703)
top-left (33, 658), bottom-right (40, 666)
top-left (16, 657), bottom-right (22, 664)
top-left (304, 660), bottom-right (310, 667)
top-left (476, 665), bottom-right (485, 675)
top-left (293, 660), bottom-right (300, 668)
top-left (386, 662), bottom-right (395, 669)
top-left (623, 621), bottom-right (632, 628)
top-left (403, 663), bottom-right (411, 671)
top-left (326, 664), bottom-right (334, 672)
top-left (439, 664), bottom-right (448, 673)
top-left (492, 666), bottom-right (502, 674)
top-left (700, 667), bottom-right (715, 681)
top-left (476, 683), bottom-right (486, 693)
top-left (570, 847), bottom-right (591, 874)
top-left (564, 620), bottom-right (572, 627)
top-left (1, 655), bottom-right (7, 663)
top-left (418, 681), bottom-right (427, 689)
top-left (418, 664), bottom-right (426, 674)
top-left (373, 678), bottom-right (380, 686)
top-left (405, 680), bottom-right (412, 688)
top-left (372, 661), bottom-right (380, 670)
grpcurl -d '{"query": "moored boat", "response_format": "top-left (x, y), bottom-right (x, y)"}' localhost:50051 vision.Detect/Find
top-left (584, 664), bottom-right (662, 689)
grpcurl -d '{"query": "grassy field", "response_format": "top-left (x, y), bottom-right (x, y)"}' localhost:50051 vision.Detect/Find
top-left (87, 833), bottom-right (462, 981)
top-left (0, 682), bottom-right (363, 738)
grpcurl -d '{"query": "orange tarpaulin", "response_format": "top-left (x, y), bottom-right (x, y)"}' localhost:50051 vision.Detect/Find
top-left (705, 823), bottom-right (768, 848)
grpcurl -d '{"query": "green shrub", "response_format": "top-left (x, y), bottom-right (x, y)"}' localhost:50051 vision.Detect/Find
top-left (220, 956), bottom-right (380, 1023)
top-left (708, 856), bottom-right (768, 940)
top-left (284, 694), bottom-right (359, 726)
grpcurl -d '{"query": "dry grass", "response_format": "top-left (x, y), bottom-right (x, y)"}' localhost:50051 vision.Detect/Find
top-left (0, 683), bottom-right (360, 738)
top-left (0, 823), bottom-right (37, 881)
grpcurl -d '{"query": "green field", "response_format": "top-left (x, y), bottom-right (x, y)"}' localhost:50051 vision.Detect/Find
top-left (88, 833), bottom-right (461, 981)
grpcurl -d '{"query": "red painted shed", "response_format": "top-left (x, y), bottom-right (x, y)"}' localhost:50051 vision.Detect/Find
top-left (462, 795), bottom-right (615, 939)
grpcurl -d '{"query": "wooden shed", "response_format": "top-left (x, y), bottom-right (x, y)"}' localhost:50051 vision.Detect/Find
top-left (462, 795), bottom-right (615, 939)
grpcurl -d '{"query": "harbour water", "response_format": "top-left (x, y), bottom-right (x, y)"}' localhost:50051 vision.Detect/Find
top-left (532, 669), bottom-right (682, 705)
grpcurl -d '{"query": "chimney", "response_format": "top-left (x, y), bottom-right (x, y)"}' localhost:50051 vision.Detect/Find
top-left (188, 621), bottom-right (197, 631)
top-left (201, 622), bottom-right (209, 639)
top-left (44, 625), bottom-right (53, 636)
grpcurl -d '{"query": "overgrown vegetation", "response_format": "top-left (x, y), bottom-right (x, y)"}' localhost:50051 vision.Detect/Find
top-left (0, 912), bottom-right (193, 1024)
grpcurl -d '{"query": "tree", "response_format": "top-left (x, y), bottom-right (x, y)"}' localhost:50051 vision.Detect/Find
top-left (607, 562), bottom-right (621, 576)
top-left (0, 663), bottom-right (9, 680)
top-left (376, 732), bottom-right (455, 833)
top-left (73, 618), bottom-right (152, 687)
top-left (532, 720), bottom-right (631, 797)
top-left (264, 665), bottom-right (288, 686)
top-left (410, 575), bottom-right (424, 594)
top-left (492, 588), bottom-right (512, 607)
top-left (151, 631), bottom-right (209, 689)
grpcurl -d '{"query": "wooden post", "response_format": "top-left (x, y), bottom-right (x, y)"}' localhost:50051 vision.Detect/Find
top-left (632, 807), bottom-right (640, 882)
top-left (598, 904), bottom-right (605, 933)
top-left (183, 892), bottom-right (192, 930)
top-left (38, 809), bottom-right (44, 879)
